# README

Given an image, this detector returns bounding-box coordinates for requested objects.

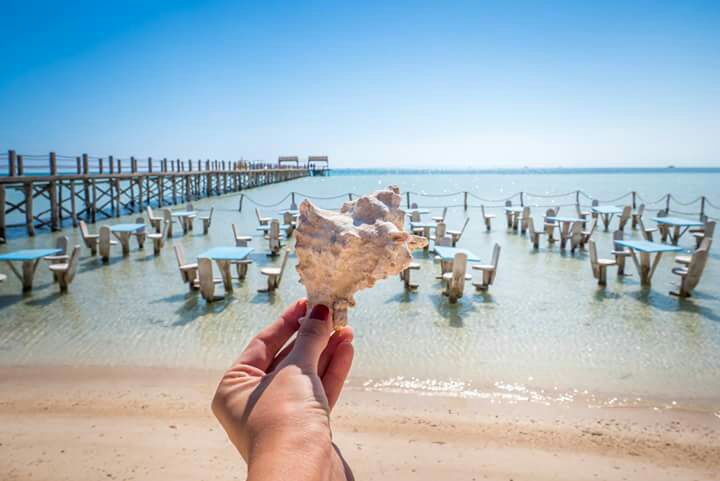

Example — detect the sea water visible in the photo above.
[0,169,719,411]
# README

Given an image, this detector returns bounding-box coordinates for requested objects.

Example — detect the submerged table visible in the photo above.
[197,247,254,300]
[592,205,623,231]
[614,240,682,286]
[434,246,481,278]
[0,248,62,291]
[651,216,704,245]
[171,211,197,235]
[110,224,146,255]
[546,216,585,250]
[256,224,293,233]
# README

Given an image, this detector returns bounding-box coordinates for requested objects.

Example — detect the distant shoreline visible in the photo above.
[332,167,720,175]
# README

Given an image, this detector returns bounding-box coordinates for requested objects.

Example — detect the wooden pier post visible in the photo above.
[406,192,411,208]
[17,155,24,176]
[348,193,353,201]
[49,152,60,231]
[665,194,671,214]
[82,154,91,221]
[575,190,580,207]
[8,150,16,177]
[91,179,97,223]
[76,156,81,174]
[24,182,35,236]
[238,194,244,212]
[0,183,6,242]
[130,156,136,209]
[700,196,706,220]
[137,173,144,211]
[519,192,524,207]
[109,155,114,174]
[69,180,77,226]
[631,191,636,209]
[114,178,121,217]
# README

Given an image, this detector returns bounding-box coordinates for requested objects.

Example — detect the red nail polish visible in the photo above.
[309,304,330,320]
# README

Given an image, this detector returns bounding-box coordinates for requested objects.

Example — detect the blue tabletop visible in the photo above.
[434,246,481,262]
[171,211,196,217]
[256,224,292,231]
[199,247,254,260]
[546,216,584,223]
[651,216,704,227]
[614,240,683,253]
[110,223,145,232]
[592,205,623,214]
[410,222,436,229]
[0,248,62,261]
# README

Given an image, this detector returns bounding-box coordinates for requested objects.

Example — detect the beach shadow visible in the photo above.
[171,293,236,326]
[472,290,496,304]
[593,288,623,301]
[0,293,24,310]
[135,253,161,262]
[150,292,196,305]
[558,249,587,260]
[429,293,477,328]
[78,256,124,272]
[627,289,720,323]
[251,292,279,305]
[25,291,65,306]
[384,290,417,304]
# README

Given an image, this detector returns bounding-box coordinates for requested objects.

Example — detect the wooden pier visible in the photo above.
[0,150,309,241]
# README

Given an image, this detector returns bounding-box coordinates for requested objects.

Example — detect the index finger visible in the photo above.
[234,298,307,372]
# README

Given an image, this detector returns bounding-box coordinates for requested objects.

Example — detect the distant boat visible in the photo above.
[667,165,676,169]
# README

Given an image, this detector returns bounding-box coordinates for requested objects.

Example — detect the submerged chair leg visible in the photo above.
[198,258,216,301]
[597,266,608,286]
[258,275,278,293]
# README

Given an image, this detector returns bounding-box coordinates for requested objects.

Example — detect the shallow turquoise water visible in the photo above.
[1,171,719,410]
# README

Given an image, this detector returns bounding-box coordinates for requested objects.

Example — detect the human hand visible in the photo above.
[212,299,355,481]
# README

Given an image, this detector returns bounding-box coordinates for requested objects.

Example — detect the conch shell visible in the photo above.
[295,186,427,327]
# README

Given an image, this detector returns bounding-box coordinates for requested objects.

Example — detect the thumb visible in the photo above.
[286,304,332,370]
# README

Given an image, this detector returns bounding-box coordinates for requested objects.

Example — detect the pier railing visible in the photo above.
[0,150,309,241]
[238,190,720,222]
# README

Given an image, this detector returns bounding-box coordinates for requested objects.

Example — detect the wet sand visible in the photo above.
[1,365,718,481]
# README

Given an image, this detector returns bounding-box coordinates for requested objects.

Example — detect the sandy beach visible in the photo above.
[1,365,718,481]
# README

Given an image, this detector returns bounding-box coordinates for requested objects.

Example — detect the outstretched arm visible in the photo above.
[212,299,355,481]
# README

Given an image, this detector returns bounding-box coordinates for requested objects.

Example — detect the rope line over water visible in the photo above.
[239,189,718,220]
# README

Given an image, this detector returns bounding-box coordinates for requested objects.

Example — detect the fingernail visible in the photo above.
[309,304,330,321]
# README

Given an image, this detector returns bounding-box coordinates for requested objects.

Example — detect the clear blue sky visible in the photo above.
[1,0,718,168]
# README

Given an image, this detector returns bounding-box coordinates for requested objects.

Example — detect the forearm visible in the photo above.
[247,431,349,481]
